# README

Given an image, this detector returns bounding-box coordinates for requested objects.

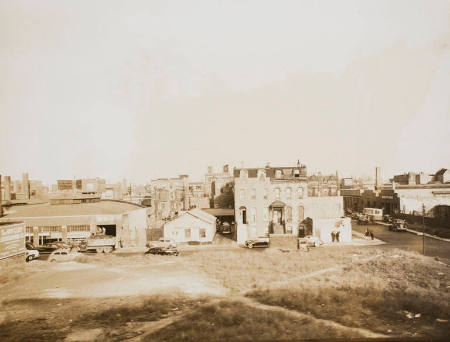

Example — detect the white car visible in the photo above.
[48,249,81,262]
[300,236,322,247]
[25,243,40,262]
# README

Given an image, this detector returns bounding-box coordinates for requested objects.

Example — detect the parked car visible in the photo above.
[25,243,40,262]
[221,222,232,234]
[245,236,270,249]
[351,213,360,220]
[145,246,179,256]
[299,235,322,247]
[358,215,370,225]
[383,215,393,223]
[48,249,81,262]
[389,219,407,232]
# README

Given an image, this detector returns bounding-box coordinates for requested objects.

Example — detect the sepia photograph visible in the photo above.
[0,0,449,341]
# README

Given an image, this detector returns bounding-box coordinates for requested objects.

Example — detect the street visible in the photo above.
[351,221,450,260]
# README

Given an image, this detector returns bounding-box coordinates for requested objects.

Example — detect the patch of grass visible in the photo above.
[186,246,383,292]
[145,299,362,341]
[75,295,198,328]
[0,295,206,342]
[246,253,450,338]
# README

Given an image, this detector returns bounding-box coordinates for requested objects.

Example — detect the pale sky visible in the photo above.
[1,0,449,185]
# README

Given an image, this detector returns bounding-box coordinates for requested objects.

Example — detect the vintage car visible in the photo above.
[145,246,179,256]
[383,215,393,223]
[389,219,407,232]
[48,249,81,262]
[299,235,322,247]
[245,237,270,249]
[221,222,232,234]
[357,215,371,225]
[351,213,360,220]
[25,243,40,262]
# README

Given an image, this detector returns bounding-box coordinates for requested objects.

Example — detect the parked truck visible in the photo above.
[86,235,117,253]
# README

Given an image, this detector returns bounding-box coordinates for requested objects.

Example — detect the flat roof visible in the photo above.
[1,200,144,218]
[202,208,235,217]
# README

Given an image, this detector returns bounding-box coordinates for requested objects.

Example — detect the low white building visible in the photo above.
[164,208,216,243]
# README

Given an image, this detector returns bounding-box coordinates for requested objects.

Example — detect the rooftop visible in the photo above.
[0,200,144,218]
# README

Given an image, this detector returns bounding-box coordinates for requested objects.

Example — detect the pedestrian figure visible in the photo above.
[365,229,370,237]
[331,231,336,242]
[370,231,374,240]
[336,231,340,242]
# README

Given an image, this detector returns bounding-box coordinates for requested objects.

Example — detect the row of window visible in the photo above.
[239,206,304,224]
[172,228,206,238]
[240,187,304,201]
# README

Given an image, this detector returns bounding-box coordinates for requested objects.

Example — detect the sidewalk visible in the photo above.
[376,222,450,243]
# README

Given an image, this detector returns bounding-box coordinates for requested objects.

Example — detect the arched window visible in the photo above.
[275,170,282,179]
[286,187,292,199]
[274,188,280,199]
[298,187,304,199]
[240,189,245,201]
[286,206,293,223]
[263,207,269,221]
[250,207,257,223]
[298,206,304,221]
[258,169,266,181]
[239,206,247,224]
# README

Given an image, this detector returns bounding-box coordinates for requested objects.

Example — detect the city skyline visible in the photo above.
[1,0,449,185]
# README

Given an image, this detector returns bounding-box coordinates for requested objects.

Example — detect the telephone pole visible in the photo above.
[422,203,425,255]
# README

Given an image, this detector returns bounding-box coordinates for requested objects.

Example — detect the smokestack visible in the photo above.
[4,176,11,201]
[375,167,382,190]
[23,173,30,200]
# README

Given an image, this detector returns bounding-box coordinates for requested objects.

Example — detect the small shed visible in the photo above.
[164,208,216,243]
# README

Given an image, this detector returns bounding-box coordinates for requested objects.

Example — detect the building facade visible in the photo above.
[233,163,345,244]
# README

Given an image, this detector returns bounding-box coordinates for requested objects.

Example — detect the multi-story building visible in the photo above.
[150,175,190,220]
[188,182,210,209]
[307,172,339,197]
[233,161,346,245]
[204,165,234,207]
[342,168,450,221]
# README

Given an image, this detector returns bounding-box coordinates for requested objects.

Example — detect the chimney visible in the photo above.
[23,173,30,200]
[297,160,300,168]
[375,166,382,190]
[4,176,11,201]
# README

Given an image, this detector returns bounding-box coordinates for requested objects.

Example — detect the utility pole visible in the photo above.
[422,203,426,255]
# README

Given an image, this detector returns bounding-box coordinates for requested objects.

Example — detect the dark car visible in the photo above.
[351,213,360,220]
[245,237,270,249]
[145,247,179,256]
[357,215,370,225]
[388,219,407,232]
[221,222,232,234]
[383,215,393,223]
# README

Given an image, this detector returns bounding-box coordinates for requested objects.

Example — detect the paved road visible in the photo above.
[352,221,450,260]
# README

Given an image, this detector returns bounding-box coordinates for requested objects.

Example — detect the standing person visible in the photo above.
[331,231,336,243]
[370,230,374,240]
[336,230,340,242]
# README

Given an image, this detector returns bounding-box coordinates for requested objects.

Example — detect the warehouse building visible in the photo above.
[0,200,151,248]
